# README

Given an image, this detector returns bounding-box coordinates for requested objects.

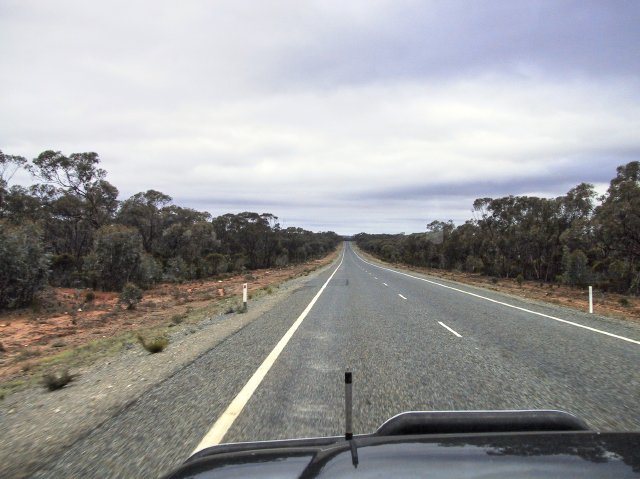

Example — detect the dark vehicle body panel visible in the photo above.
[164,411,640,478]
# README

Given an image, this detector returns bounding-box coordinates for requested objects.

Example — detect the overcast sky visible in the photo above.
[1,1,639,234]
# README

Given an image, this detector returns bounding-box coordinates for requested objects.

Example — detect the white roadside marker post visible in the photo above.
[242,283,248,312]
[588,286,593,314]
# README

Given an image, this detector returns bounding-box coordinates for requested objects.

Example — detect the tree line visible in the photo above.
[355,161,640,295]
[0,150,340,309]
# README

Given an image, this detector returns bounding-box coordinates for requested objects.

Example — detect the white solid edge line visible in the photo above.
[352,249,640,345]
[192,248,346,453]
[438,321,462,338]
[398,294,407,300]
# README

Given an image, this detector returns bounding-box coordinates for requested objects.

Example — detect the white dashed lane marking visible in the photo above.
[438,321,462,338]
[352,249,639,345]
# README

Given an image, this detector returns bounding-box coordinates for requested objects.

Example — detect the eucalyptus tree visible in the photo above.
[0,150,27,215]
[117,190,173,253]
[0,221,49,308]
[594,161,640,293]
[29,151,119,229]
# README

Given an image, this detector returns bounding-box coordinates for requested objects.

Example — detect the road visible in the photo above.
[31,242,640,478]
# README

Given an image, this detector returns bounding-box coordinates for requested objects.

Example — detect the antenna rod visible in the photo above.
[345,371,358,468]
[345,371,353,440]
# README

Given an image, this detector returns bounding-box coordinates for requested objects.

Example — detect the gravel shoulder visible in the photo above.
[0,255,339,479]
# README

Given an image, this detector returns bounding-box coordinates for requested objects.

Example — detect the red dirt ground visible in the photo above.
[0,252,338,382]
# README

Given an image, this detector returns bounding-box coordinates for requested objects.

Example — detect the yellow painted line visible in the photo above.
[192,249,346,453]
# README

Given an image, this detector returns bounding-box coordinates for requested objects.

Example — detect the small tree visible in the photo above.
[205,253,229,275]
[0,221,49,309]
[85,225,144,291]
[465,255,484,273]
[562,248,590,287]
[120,282,143,310]
[138,254,163,288]
[164,256,189,282]
[0,150,27,214]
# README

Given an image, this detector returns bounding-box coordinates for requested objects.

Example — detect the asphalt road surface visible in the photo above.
[32,242,640,478]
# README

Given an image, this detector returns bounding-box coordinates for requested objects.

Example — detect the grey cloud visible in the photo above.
[348,156,628,203]
[271,1,640,89]
[1,1,639,235]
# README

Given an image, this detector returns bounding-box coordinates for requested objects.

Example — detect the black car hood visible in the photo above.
[165,431,640,478]
[164,411,640,478]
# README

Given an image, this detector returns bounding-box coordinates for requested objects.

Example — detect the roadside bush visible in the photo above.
[516,274,524,287]
[0,221,50,309]
[465,255,484,273]
[231,253,248,272]
[562,248,590,287]
[120,282,143,310]
[164,257,189,282]
[137,334,168,353]
[42,369,73,391]
[606,260,633,293]
[85,225,144,291]
[49,253,78,287]
[274,253,288,267]
[84,290,95,302]
[205,253,229,275]
[138,254,163,288]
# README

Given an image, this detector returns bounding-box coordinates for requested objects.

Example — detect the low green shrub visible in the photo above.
[120,283,143,310]
[137,334,168,353]
[42,369,73,391]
